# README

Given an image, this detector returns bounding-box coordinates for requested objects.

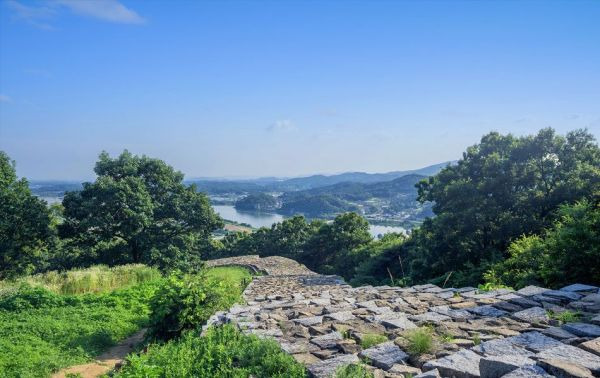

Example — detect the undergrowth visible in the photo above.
[116,325,306,378]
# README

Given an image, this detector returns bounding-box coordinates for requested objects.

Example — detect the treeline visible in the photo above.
[2,127,599,289]
[0,150,222,279]
[214,128,600,289]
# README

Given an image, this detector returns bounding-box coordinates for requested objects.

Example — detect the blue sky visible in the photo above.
[1,0,599,180]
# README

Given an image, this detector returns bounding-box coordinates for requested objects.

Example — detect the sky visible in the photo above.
[0,0,599,180]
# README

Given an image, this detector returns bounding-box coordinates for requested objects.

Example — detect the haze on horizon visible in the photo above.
[1,0,599,181]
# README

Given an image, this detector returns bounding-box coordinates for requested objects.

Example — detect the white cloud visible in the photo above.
[0,94,12,103]
[267,120,297,132]
[4,0,56,30]
[4,0,145,29]
[56,0,145,24]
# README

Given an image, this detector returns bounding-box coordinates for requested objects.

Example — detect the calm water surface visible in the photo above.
[212,205,405,237]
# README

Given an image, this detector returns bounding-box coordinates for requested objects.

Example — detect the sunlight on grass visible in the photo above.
[0,264,161,295]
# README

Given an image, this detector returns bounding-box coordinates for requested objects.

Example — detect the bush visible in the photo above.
[146,272,240,341]
[486,200,600,289]
[117,325,306,378]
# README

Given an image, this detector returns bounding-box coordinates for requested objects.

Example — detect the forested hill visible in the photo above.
[279,174,432,221]
[283,173,427,201]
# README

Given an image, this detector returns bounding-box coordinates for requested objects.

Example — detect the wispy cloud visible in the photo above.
[56,0,145,24]
[267,120,297,132]
[0,94,12,103]
[4,0,145,29]
[5,0,56,30]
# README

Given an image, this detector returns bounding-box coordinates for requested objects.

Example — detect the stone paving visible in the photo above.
[206,256,600,378]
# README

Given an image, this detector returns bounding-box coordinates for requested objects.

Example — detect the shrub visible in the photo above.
[359,333,388,349]
[117,325,306,378]
[404,327,434,355]
[146,272,240,341]
[335,364,373,378]
[486,200,600,289]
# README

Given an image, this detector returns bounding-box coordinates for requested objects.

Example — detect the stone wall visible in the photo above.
[206,256,600,378]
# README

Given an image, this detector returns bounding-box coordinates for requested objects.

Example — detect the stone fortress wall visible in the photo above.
[205,256,600,378]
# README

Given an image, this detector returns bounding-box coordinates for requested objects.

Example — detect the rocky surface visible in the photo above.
[207,256,600,378]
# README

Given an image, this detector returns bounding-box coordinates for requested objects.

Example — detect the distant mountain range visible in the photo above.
[187,161,453,194]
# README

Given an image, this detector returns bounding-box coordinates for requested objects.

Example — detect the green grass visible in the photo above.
[0,264,161,295]
[0,280,161,378]
[204,266,253,294]
[359,333,388,349]
[335,364,373,378]
[472,333,481,346]
[548,310,581,324]
[404,327,435,355]
[116,325,306,378]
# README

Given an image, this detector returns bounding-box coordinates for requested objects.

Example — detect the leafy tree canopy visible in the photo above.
[60,151,223,271]
[406,128,600,285]
[0,151,52,279]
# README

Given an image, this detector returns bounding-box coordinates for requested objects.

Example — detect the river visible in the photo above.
[212,205,405,238]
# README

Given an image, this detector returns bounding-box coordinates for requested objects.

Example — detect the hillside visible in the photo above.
[280,174,432,224]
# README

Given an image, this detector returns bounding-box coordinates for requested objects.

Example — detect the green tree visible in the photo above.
[302,212,372,274]
[60,151,223,271]
[0,151,52,279]
[486,200,600,288]
[408,128,600,285]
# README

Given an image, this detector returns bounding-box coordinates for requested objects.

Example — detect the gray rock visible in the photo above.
[560,284,598,293]
[510,307,549,324]
[544,290,582,302]
[536,343,600,374]
[579,337,600,357]
[248,328,283,338]
[592,315,600,326]
[389,364,422,376]
[501,365,553,377]
[413,284,437,291]
[479,355,536,378]
[414,369,442,377]
[323,311,356,322]
[410,312,452,323]
[310,298,331,306]
[537,359,594,378]
[562,322,600,337]
[516,286,549,297]
[467,305,508,318]
[279,341,319,354]
[307,353,360,378]
[380,316,418,330]
[472,338,535,357]
[507,331,562,352]
[422,349,482,378]
[508,296,541,308]
[431,305,473,320]
[294,315,324,326]
[541,326,577,340]
[359,341,409,370]
[310,331,343,349]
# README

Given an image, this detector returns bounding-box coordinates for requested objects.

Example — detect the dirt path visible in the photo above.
[52,329,146,378]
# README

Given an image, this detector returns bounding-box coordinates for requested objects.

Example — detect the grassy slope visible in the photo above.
[0,266,162,378]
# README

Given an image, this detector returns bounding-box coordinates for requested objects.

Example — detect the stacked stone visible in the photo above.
[207,257,600,378]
